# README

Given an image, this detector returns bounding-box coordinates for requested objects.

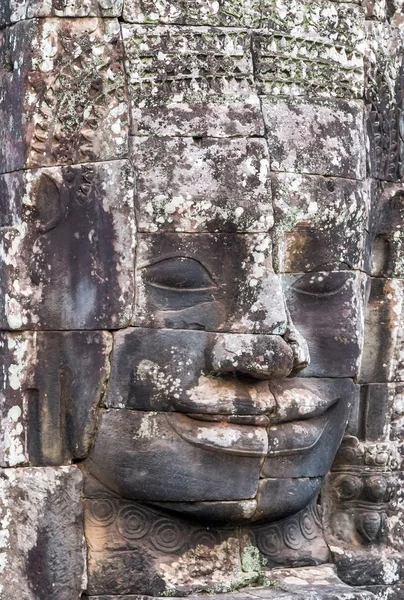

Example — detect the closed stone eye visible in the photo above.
[143,257,216,292]
[291,271,348,297]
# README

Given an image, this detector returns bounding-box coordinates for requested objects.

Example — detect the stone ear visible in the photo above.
[35,173,64,234]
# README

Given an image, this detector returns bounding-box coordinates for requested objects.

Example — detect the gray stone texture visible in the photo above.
[263,98,366,180]
[272,174,370,272]
[0,17,128,173]
[0,161,135,330]
[0,0,123,25]
[131,136,272,232]
[122,24,263,137]
[0,0,403,597]
[282,271,366,378]
[0,466,85,600]
[0,330,111,467]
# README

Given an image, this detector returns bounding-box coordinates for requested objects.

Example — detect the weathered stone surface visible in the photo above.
[369,183,404,278]
[0,0,123,25]
[0,330,111,467]
[122,0,365,41]
[282,271,366,378]
[131,136,272,232]
[0,18,128,173]
[262,396,351,478]
[270,378,358,424]
[104,328,306,415]
[83,489,247,596]
[0,466,85,600]
[134,233,288,333]
[0,161,135,329]
[123,0,262,26]
[361,585,404,600]
[122,25,263,137]
[360,279,404,383]
[266,565,377,599]
[365,22,404,182]
[272,174,370,272]
[246,501,329,568]
[263,98,366,179]
[86,409,265,503]
[359,384,395,441]
[253,1,365,100]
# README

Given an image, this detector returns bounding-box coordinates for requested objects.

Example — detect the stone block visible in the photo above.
[131,136,272,232]
[0,466,85,600]
[365,22,404,182]
[272,174,370,272]
[390,383,404,453]
[0,161,135,329]
[122,0,262,26]
[369,183,404,278]
[359,278,404,383]
[83,489,246,596]
[283,271,366,378]
[122,25,263,137]
[253,0,365,100]
[122,0,365,40]
[262,98,366,179]
[0,330,111,467]
[105,327,286,412]
[0,18,128,173]
[134,233,288,333]
[359,384,395,442]
[0,0,123,25]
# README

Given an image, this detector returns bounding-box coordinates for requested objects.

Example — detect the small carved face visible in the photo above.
[86,232,354,524]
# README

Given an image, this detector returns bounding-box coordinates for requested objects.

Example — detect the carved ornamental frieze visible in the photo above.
[0,1,403,600]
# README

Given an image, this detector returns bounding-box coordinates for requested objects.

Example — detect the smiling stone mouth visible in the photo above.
[185,413,271,426]
[168,403,337,458]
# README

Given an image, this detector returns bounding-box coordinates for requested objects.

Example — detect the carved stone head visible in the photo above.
[0,2,403,599]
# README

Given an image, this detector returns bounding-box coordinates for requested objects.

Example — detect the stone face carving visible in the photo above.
[1,1,404,599]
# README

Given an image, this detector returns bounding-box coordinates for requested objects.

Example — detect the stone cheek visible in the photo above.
[0,17,128,173]
[272,174,370,273]
[0,466,86,599]
[0,161,135,330]
[283,271,366,378]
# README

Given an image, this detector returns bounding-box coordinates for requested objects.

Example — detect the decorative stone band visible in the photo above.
[332,436,402,472]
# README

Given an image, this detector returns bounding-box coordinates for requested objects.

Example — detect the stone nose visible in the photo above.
[208,333,299,380]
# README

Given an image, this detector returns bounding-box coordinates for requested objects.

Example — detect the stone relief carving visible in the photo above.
[0,1,403,600]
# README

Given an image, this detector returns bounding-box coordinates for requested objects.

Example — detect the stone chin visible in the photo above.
[85,378,353,526]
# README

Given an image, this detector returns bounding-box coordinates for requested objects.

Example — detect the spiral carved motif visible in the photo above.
[191,529,222,548]
[310,502,322,528]
[150,519,187,554]
[117,505,151,540]
[89,499,116,526]
[256,525,282,558]
[284,520,303,550]
[300,508,317,540]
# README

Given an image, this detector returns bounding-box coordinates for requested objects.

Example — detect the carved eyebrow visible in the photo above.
[305,261,353,272]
